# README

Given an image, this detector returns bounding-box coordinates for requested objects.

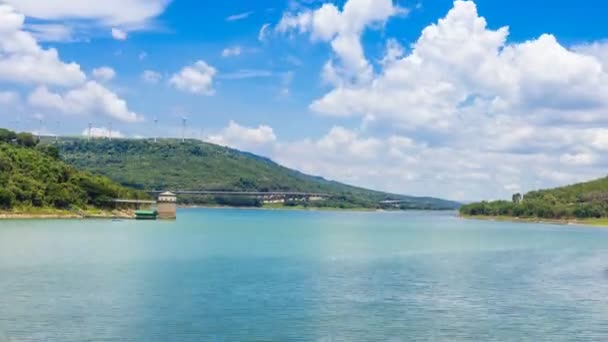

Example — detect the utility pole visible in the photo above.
[181,117,187,143]
[108,122,113,141]
[38,119,43,139]
[154,118,158,143]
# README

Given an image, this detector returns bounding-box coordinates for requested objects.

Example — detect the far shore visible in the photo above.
[178,204,379,212]
[460,214,608,228]
[179,204,455,213]
[0,204,442,219]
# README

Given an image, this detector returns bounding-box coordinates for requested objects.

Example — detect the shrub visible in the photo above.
[0,188,15,209]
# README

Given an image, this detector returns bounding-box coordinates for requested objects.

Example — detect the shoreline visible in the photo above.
[0,205,447,219]
[178,204,379,212]
[0,208,136,220]
[0,205,374,219]
[178,204,456,213]
[460,214,608,228]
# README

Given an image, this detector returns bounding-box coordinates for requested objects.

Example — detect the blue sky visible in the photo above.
[1,0,608,201]
[56,0,608,138]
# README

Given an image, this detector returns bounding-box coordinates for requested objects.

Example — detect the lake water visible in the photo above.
[1,209,608,341]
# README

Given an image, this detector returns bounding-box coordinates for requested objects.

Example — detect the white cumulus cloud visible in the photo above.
[207,121,277,151]
[170,61,217,95]
[0,4,86,86]
[111,28,127,40]
[26,23,73,42]
[0,5,146,138]
[92,66,116,82]
[28,81,142,123]
[261,0,608,200]
[82,126,125,139]
[4,0,170,27]
[297,0,608,132]
[572,40,608,71]
[277,0,402,84]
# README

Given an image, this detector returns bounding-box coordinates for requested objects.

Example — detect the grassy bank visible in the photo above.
[0,206,136,220]
[460,214,608,227]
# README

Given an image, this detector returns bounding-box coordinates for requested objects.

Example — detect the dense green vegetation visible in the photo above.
[460,177,608,219]
[0,129,147,212]
[49,137,460,210]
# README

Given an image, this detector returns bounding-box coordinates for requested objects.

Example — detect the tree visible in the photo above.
[47,183,85,208]
[0,154,12,174]
[16,132,38,147]
[512,193,522,203]
[36,144,60,159]
[0,128,16,143]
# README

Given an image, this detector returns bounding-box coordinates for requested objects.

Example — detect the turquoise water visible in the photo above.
[1,209,608,341]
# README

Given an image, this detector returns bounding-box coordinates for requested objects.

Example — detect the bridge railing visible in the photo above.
[111,199,157,204]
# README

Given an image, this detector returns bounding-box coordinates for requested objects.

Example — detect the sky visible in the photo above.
[1,0,608,202]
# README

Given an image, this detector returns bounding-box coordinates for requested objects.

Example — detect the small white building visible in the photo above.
[157,191,177,219]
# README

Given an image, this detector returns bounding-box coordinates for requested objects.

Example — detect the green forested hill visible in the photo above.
[460,177,608,219]
[0,129,147,211]
[50,138,460,210]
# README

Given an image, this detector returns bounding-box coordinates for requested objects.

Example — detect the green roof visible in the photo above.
[135,210,158,216]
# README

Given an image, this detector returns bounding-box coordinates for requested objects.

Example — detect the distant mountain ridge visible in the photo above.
[49,138,460,210]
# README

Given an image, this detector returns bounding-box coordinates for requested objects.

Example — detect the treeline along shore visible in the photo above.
[460,176,608,225]
[0,128,148,218]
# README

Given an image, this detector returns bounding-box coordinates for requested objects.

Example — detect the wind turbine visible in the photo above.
[55,121,60,143]
[38,119,43,139]
[181,116,188,143]
[154,117,158,143]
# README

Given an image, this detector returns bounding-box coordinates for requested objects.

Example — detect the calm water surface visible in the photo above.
[1,209,608,341]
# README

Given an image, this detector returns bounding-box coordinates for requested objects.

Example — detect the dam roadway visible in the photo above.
[113,191,332,219]
[145,190,331,197]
